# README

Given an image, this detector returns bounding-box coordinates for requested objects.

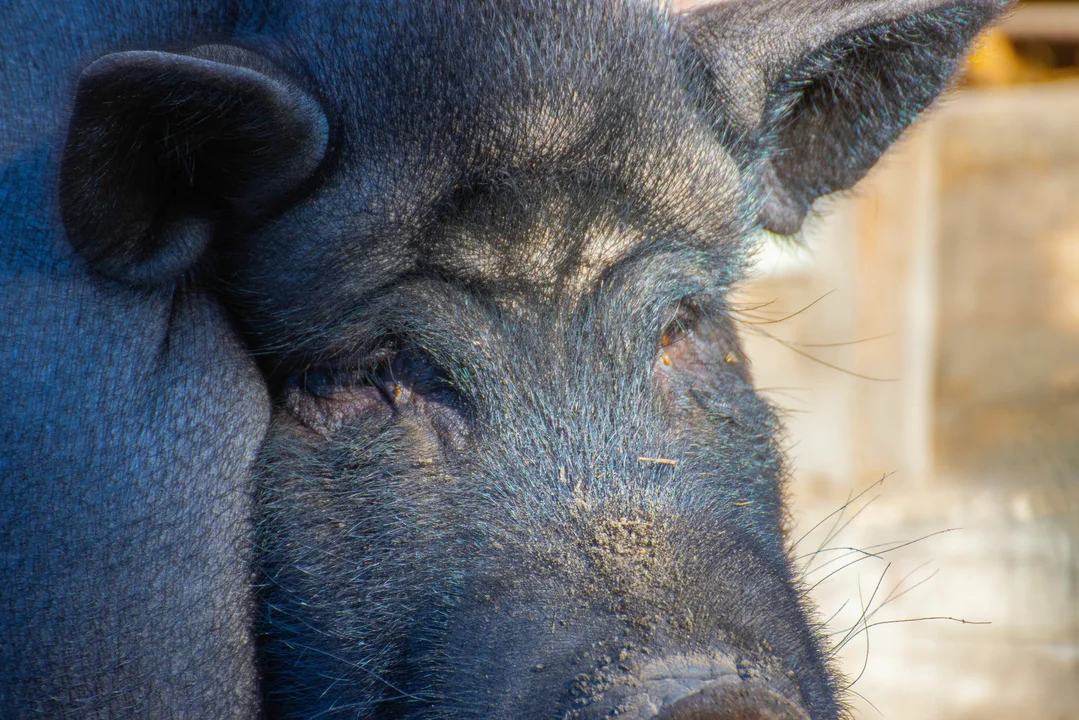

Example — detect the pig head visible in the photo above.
[1,1,1007,718]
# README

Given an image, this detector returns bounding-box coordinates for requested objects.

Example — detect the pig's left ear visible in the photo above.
[60,45,328,285]
[680,0,1010,235]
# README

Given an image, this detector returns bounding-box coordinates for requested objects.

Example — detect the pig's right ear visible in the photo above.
[680,0,1009,236]
[60,46,328,285]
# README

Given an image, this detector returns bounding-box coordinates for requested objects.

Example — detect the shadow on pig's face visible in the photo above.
[205,1,1006,718]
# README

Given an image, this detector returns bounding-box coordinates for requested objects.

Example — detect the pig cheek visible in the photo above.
[421,401,471,454]
[654,332,750,411]
[384,396,471,460]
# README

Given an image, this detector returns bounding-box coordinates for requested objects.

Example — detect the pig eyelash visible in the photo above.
[660,297,703,349]
[290,344,400,402]
[286,338,464,415]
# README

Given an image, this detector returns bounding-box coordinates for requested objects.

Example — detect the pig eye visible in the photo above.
[294,349,401,405]
[283,341,466,437]
[660,298,702,349]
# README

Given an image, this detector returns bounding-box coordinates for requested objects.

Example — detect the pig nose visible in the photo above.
[653,683,810,720]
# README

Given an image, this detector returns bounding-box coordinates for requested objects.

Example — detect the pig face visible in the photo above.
[246,7,812,716]
[56,1,1007,717]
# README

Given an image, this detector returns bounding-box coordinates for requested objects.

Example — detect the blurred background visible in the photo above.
[721,2,1079,717]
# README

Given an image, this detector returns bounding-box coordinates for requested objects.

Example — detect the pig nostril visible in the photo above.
[653,684,810,720]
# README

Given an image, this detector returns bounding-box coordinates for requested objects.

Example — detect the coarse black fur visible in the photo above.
[0,0,1008,718]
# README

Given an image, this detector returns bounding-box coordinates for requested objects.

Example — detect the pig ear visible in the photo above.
[680,0,1008,235]
[60,45,329,285]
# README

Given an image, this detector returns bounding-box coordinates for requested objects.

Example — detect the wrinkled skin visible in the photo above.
[0,1,1006,718]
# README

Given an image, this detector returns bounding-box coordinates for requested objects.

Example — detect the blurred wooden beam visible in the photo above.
[1003,4,1079,42]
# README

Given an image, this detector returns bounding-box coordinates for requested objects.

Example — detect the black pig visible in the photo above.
[0,1,1006,718]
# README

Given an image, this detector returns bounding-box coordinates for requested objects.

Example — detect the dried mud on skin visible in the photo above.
[519,488,700,716]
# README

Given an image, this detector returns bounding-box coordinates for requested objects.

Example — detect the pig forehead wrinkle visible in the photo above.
[429,187,743,301]
[435,214,639,297]
[353,129,747,305]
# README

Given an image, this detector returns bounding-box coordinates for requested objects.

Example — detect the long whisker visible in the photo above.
[837,616,990,653]
[792,474,890,553]
[803,529,957,579]
[780,333,892,349]
[737,289,837,325]
[751,328,897,382]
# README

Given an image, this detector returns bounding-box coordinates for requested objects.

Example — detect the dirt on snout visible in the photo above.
[558,500,698,714]
[585,513,676,605]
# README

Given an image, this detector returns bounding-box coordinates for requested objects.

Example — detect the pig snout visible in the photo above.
[654,683,809,720]
[565,653,810,720]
